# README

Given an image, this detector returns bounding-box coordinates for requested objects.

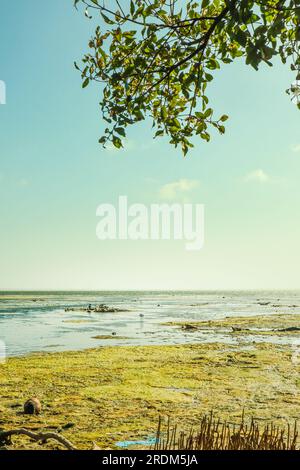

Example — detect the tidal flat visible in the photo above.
[0,323,299,450]
[166,313,300,338]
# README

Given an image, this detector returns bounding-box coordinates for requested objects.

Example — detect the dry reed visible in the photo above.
[153,412,298,450]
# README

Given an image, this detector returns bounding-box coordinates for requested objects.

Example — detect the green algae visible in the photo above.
[166,314,300,337]
[0,340,299,450]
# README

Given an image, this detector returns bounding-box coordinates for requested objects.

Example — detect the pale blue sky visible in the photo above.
[0,0,300,290]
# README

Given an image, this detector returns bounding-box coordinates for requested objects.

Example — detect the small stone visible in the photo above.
[62,422,75,430]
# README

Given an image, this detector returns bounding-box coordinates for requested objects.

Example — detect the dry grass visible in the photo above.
[154,413,299,450]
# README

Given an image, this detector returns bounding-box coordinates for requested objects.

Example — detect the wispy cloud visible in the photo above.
[159,178,199,201]
[291,144,300,153]
[244,169,270,183]
[19,178,30,187]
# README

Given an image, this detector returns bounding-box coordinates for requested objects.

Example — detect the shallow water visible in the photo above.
[1,290,300,356]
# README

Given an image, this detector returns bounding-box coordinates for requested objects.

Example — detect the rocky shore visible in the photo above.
[64,304,129,313]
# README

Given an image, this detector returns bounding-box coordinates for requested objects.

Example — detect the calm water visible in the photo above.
[1,290,300,356]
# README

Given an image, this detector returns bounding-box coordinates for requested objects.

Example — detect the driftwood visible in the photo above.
[0,428,77,450]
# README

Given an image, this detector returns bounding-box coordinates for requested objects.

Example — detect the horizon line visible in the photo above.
[1,288,300,293]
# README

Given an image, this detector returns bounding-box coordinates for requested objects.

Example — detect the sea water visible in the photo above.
[0,290,300,356]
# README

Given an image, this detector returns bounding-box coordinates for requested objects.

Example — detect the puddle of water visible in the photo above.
[116,437,157,448]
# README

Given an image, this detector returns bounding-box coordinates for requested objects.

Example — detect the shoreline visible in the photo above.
[2,291,300,357]
[3,311,300,359]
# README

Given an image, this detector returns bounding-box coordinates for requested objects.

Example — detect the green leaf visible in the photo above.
[112,135,123,148]
[82,77,89,88]
[101,12,114,24]
[130,0,135,15]
[161,106,168,120]
[235,29,248,47]
[115,127,126,137]
[74,0,299,155]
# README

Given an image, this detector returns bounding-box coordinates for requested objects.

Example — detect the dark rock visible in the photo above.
[182,324,198,331]
[24,398,41,415]
[277,327,300,332]
[65,304,128,313]
[62,422,75,430]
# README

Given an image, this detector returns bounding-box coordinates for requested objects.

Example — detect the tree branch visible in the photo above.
[143,3,233,96]
[0,428,77,450]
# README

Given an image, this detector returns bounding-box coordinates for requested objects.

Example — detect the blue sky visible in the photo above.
[0,0,300,290]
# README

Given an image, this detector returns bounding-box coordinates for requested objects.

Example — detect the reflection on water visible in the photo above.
[0,290,300,356]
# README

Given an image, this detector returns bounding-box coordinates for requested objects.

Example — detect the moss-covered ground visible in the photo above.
[166,313,300,336]
[0,325,299,449]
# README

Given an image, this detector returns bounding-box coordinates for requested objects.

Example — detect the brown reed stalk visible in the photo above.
[153,413,298,451]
